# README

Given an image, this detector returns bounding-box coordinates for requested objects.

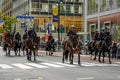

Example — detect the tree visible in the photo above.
[2,16,17,31]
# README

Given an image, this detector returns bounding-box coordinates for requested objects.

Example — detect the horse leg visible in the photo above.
[90,51,93,60]
[29,50,32,61]
[102,51,105,63]
[19,47,21,56]
[78,51,81,65]
[108,51,111,64]
[27,49,29,60]
[6,47,8,56]
[69,52,71,62]
[62,51,65,63]
[93,49,98,60]
[33,51,36,61]
[70,53,73,64]
[98,51,102,63]
[8,49,10,56]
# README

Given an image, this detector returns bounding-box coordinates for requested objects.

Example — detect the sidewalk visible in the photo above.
[38,50,120,63]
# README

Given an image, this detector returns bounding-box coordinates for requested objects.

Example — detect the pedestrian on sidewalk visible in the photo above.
[84,41,88,55]
[112,42,117,58]
[117,41,120,59]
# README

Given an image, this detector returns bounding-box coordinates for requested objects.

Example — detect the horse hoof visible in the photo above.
[109,61,112,64]
[102,60,105,63]
[70,61,73,64]
[93,58,96,60]
[99,60,101,63]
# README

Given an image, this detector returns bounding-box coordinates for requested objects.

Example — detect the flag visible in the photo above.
[0,20,4,28]
[46,27,50,41]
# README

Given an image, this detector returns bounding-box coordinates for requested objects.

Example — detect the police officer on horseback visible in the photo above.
[67,25,78,47]
[28,27,37,39]
[23,31,28,41]
[27,27,37,45]
[5,30,13,41]
[15,31,21,42]
[99,27,107,41]
[94,29,99,41]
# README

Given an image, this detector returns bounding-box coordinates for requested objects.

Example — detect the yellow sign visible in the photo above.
[53,8,58,16]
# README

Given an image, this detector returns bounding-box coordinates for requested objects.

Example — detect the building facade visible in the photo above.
[87,0,120,40]
[2,0,12,16]
[12,0,84,37]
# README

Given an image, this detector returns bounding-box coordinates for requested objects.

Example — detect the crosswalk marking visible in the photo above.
[41,63,64,67]
[0,64,13,69]
[53,62,76,67]
[12,63,33,69]
[0,62,120,70]
[25,63,49,68]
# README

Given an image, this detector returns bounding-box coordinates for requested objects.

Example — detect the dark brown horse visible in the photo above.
[4,37,14,56]
[26,37,40,61]
[21,40,27,55]
[62,35,82,65]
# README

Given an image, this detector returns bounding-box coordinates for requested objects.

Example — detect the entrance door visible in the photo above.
[90,24,96,40]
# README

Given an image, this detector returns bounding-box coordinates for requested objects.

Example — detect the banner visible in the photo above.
[53,16,58,22]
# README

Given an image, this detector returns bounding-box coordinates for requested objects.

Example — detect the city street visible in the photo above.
[0,47,120,80]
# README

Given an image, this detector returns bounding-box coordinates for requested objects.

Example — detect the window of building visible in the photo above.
[74,6,79,13]
[66,5,71,13]
[49,4,52,13]
[60,4,65,13]
[32,2,39,8]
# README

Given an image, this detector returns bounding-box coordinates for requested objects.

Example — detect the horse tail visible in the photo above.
[65,49,69,61]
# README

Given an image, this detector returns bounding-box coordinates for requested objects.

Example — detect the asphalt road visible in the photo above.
[0,47,120,80]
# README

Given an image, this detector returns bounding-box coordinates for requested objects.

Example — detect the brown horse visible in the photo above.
[26,37,40,61]
[62,35,82,65]
[4,37,14,56]
[21,40,28,55]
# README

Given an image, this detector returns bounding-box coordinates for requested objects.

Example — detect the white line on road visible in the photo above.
[41,63,65,67]
[12,63,33,69]
[0,64,13,69]
[76,77,94,80]
[53,62,76,67]
[26,63,49,68]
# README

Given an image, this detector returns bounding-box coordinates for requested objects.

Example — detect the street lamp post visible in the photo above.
[58,0,61,46]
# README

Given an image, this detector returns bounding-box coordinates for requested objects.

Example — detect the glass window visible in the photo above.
[74,6,79,13]
[49,4,52,13]
[60,5,65,13]
[32,2,39,8]
[66,5,71,13]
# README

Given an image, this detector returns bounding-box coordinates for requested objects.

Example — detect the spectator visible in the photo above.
[84,41,88,55]
[112,42,117,58]
[117,41,120,59]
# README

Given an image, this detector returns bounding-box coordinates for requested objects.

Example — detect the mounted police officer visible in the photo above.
[94,29,99,41]
[67,25,78,46]
[28,27,34,39]
[23,31,28,41]
[99,27,106,41]
[15,31,21,42]
[5,30,12,40]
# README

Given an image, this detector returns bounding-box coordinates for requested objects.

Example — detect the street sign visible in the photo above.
[53,7,58,16]
[21,23,25,28]
[53,16,58,22]
[16,15,34,22]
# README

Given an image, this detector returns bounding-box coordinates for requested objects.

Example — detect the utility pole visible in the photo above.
[97,0,100,32]
[58,0,60,45]
[84,0,88,42]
